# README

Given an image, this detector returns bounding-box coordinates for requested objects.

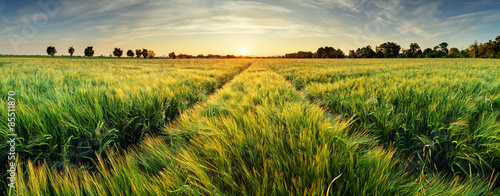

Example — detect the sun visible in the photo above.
[240,48,248,56]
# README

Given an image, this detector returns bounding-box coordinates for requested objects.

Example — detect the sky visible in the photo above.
[1,0,499,57]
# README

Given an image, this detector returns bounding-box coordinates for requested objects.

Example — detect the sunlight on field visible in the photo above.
[1,58,499,195]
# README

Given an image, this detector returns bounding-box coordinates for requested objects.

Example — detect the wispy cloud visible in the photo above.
[291,0,362,12]
[0,0,499,55]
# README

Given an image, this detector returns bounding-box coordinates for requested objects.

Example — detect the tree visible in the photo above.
[494,35,500,55]
[316,47,326,58]
[314,46,344,58]
[142,49,148,58]
[126,50,134,58]
[197,54,205,58]
[449,48,459,58]
[333,49,345,58]
[46,46,57,56]
[169,52,176,59]
[349,50,356,58]
[460,49,470,58]
[468,41,479,58]
[135,49,142,59]
[376,42,401,58]
[285,51,313,58]
[147,50,155,59]
[408,43,421,58]
[355,45,375,58]
[113,48,123,58]
[423,48,435,58]
[68,46,75,57]
[438,42,449,55]
[477,41,495,58]
[84,46,94,57]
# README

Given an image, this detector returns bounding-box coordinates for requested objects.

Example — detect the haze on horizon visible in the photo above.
[1,0,499,57]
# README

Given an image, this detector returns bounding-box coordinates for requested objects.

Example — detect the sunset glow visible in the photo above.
[240,48,248,56]
[0,0,499,56]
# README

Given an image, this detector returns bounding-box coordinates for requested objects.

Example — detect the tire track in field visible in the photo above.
[175,61,255,114]
[134,61,256,143]
[90,61,256,169]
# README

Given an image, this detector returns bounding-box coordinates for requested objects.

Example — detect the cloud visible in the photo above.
[291,0,363,12]
[59,0,144,19]
[53,0,330,40]
[1,0,499,55]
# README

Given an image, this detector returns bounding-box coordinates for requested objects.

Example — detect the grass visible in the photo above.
[2,58,500,195]
[0,58,253,191]
[272,58,500,178]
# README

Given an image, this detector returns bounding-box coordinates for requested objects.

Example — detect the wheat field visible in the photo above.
[1,57,499,195]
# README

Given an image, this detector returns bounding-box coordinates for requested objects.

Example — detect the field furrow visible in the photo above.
[0,58,253,192]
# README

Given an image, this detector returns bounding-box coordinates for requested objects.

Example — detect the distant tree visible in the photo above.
[333,49,345,58]
[147,50,155,59]
[460,49,470,58]
[355,45,375,58]
[316,47,326,58]
[142,49,148,58]
[177,53,191,59]
[68,46,75,57]
[46,46,57,56]
[286,51,313,58]
[349,50,356,58]
[135,49,142,58]
[399,49,409,58]
[376,42,400,58]
[375,49,384,58]
[169,52,176,59]
[197,54,205,58]
[494,35,500,55]
[126,50,134,58]
[468,41,479,58]
[84,46,94,57]
[408,43,421,58]
[478,41,496,58]
[438,42,449,55]
[449,47,460,58]
[113,48,123,58]
[423,48,435,58]
[314,46,344,58]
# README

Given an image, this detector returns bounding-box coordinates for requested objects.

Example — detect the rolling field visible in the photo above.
[1,58,500,195]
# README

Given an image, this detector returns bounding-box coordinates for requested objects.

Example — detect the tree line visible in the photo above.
[285,35,500,59]
[46,46,156,59]
[44,46,251,59]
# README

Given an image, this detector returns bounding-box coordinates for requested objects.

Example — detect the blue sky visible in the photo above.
[1,0,499,56]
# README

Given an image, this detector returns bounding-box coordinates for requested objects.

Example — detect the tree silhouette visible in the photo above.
[113,48,123,58]
[84,46,94,57]
[142,49,148,58]
[135,49,142,58]
[46,46,57,56]
[169,52,176,59]
[147,50,155,59]
[438,42,449,54]
[127,50,134,58]
[68,46,75,57]
[376,42,401,58]
[449,48,460,58]
[408,43,421,58]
